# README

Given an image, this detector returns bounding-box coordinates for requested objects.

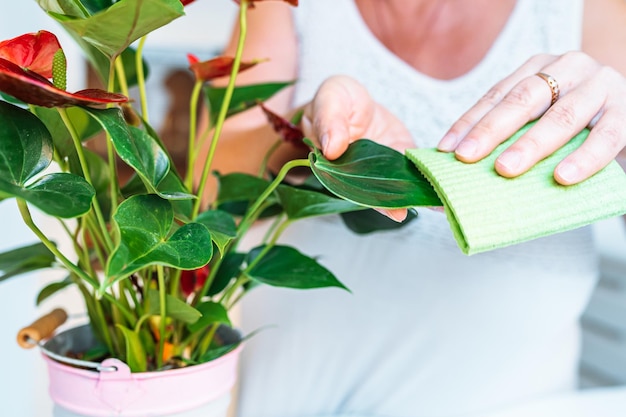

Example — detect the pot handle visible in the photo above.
[16,308,68,349]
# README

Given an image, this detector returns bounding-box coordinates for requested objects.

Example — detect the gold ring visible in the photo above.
[536,72,560,105]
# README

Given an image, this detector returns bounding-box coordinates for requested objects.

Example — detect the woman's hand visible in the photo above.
[438,52,626,185]
[301,75,415,221]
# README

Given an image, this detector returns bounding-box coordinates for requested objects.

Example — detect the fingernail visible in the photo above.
[556,162,581,184]
[320,133,329,154]
[455,139,478,160]
[496,149,522,173]
[438,133,458,152]
[388,210,407,223]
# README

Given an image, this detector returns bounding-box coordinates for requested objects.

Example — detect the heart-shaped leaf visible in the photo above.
[17,173,95,218]
[0,101,53,183]
[41,0,185,59]
[104,194,213,289]
[309,139,442,208]
[205,81,293,127]
[146,289,202,324]
[247,245,348,290]
[0,102,94,217]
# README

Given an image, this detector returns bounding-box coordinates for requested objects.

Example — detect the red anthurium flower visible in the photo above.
[0,58,128,107]
[259,102,307,149]
[180,0,196,5]
[187,55,262,82]
[180,265,210,297]
[0,31,128,108]
[0,31,60,78]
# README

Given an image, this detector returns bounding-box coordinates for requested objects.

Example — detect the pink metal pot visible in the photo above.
[19,310,242,417]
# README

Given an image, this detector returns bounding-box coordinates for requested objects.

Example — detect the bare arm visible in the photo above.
[583,0,626,75]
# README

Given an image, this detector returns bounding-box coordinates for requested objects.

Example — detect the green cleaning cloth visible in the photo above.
[406,123,626,255]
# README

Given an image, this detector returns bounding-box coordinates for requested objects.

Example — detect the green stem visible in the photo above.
[16,199,135,324]
[196,323,219,359]
[106,59,120,216]
[114,55,130,97]
[184,81,203,190]
[157,265,166,369]
[136,36,149,120]
[193,0,249,218]
[57,108,113,252]
[258,139,283,177]
[237,159,310,239]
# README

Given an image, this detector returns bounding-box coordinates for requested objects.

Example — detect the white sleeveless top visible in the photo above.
[236,1,598,417]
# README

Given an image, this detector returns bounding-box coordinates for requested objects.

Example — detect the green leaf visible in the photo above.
[275,185,365,220]
[309,139,442,208]
[17,173,95,218]
[0,242,56,284]
[215,173,272,205]
[209,252,245,296]
[205,82,293,127]
[43,0,185,59]
[36,277,73,306]
[0,101,53,185]
[340,208,418,234]
[195,210,237,255]
[116,324,147,372]
[247,245,348,290]
[187,301,231,334]
[104,195,213,288]
[83,108,170,191]
[146,289,202,324]
[198,342,239,364]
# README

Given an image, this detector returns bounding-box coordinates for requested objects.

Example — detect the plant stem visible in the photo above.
[106,59,120,216]
[193,0,249,218]
[57,108,114,252]
[196,323,219,359]
[114,55,130,97]
[184,81,203,190]
[258,139,283,177]
[237,159,310,239]
[135,36,149,120]
[157,265,166,369]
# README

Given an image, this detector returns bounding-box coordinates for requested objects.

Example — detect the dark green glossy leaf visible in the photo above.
[195,210,237,255]
[275,185,365,220]
[36,276,73,305]
[247,245,348,290]
[215,172,272,205]
[42,0,184,58]
[18,173,95,218]
[83,108,170,191]
[104,195,213,288]
[116,324,147,372]
[205,81,293,127]
[0,242,56,284]
[309,139,442,208]
[209,252,245,296]
[0,101,53,185]
[187,301,231,334]
[146,289,202,324]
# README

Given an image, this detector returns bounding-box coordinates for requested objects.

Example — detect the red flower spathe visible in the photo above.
[187,54,261,82]
[0,31,128,108]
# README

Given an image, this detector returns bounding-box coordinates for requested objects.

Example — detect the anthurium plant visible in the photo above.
[0,0,439,372]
